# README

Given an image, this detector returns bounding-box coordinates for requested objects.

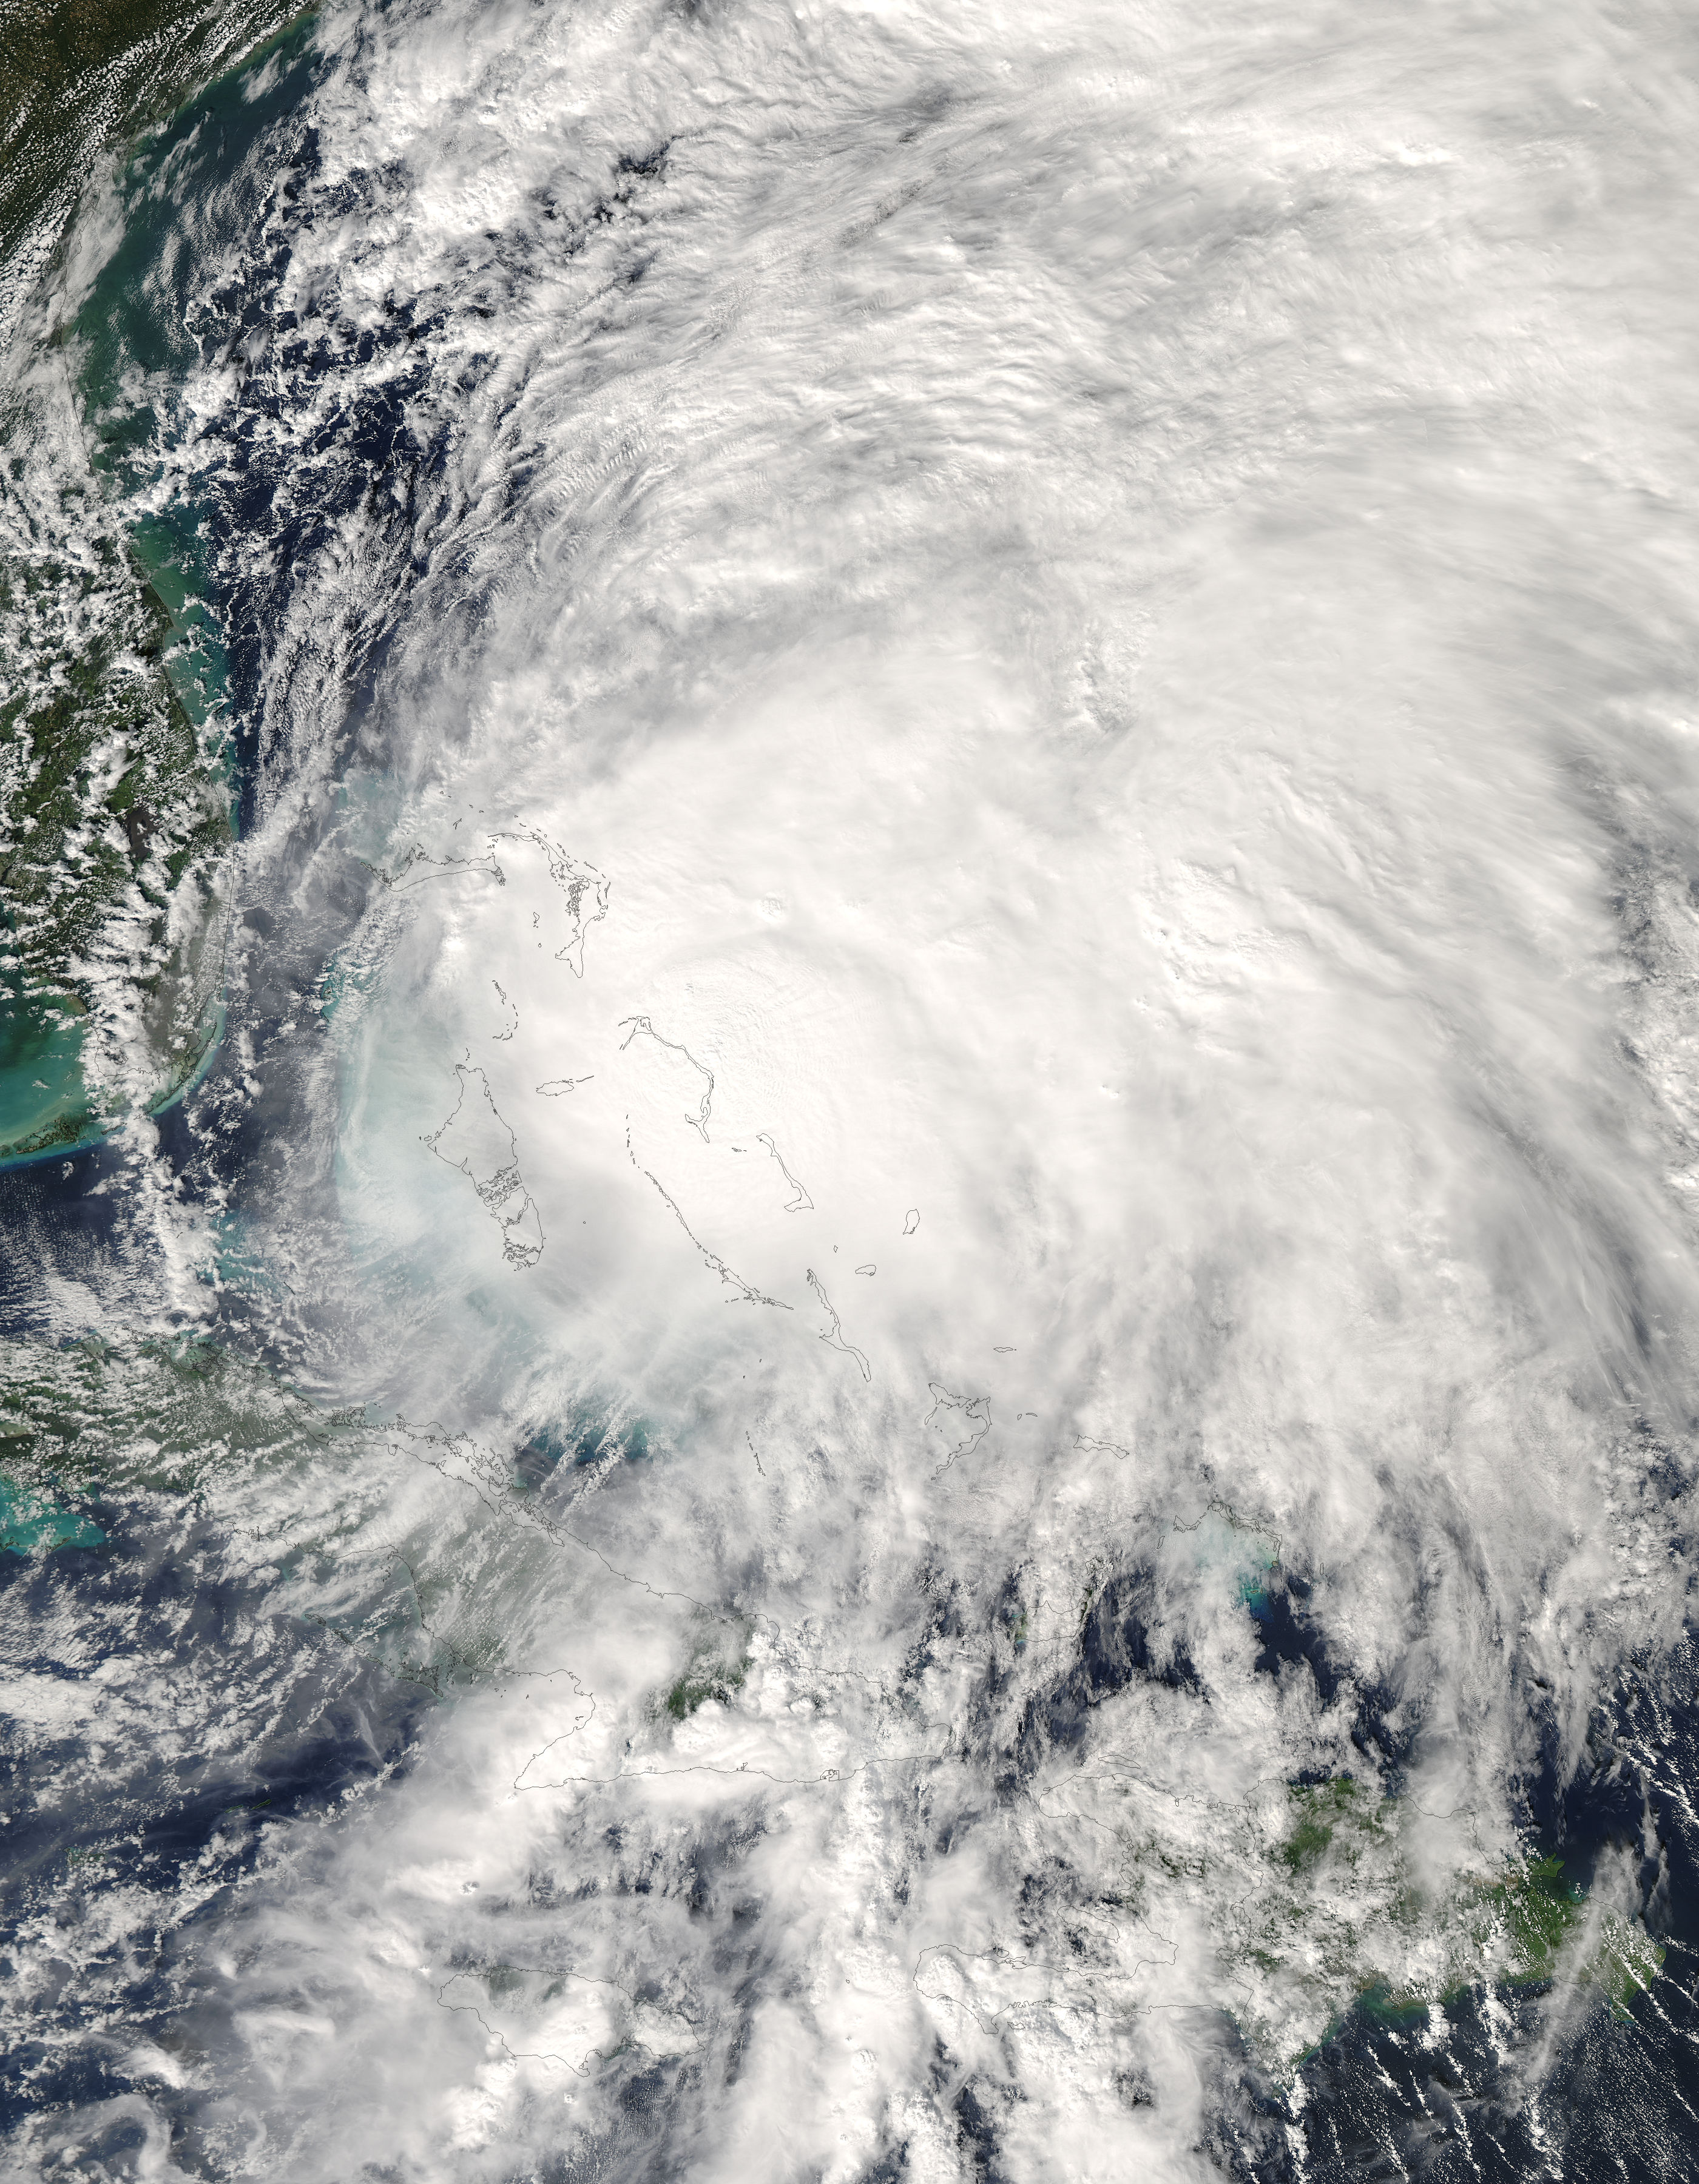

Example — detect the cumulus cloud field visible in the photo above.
[5,0,1699,2176]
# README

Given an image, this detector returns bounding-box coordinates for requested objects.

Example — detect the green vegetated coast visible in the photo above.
[5,1353,1670,2078]
[0,0,295,280]
[1078,1514,1668,2066]
[1255,1770,1664,2060]
[0,502,229,1162]
[0,1334,530,1698]
[0,0,299,1164]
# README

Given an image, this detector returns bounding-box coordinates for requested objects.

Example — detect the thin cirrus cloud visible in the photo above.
[5,0,1698,2173]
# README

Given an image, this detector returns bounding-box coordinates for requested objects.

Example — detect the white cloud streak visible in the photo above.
[14,0,1699,2171]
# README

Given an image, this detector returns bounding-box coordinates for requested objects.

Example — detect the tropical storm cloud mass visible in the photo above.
[3,0,1699,2176]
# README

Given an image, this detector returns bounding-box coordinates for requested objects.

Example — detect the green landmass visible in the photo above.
[1246,1774,1666,2063]
[0,527,231,1159]
[1,0,303,1164]
[0,0,298,280]
[1478,1852,1584,1983]
[0,1333,558,1702]
[0,1329,336,1498]
[663,1633,751,1723]
[1277,1774,1377,1876]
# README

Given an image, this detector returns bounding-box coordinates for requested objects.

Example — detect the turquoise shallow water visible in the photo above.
[7,0,1699,2174]
[0,980,226,1171]
[0,24,315,1171]
[0,976,101,1167]
[0,1469,105,1555]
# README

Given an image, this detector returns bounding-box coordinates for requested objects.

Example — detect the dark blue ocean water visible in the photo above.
[7,8,1699,2178]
